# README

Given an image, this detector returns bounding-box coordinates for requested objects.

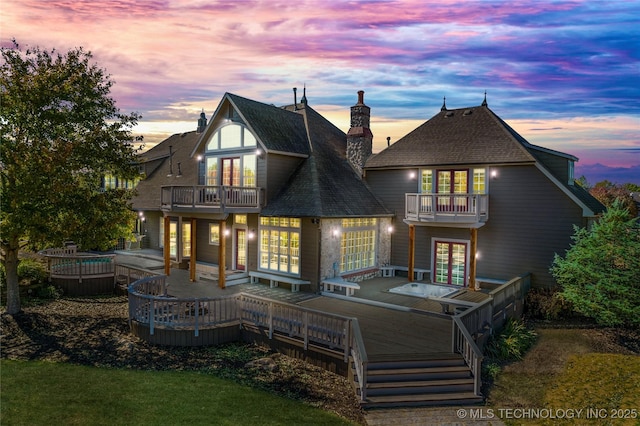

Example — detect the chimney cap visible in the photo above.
[357,90,365,105]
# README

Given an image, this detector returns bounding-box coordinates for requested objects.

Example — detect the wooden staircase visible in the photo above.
[356,354,483,408]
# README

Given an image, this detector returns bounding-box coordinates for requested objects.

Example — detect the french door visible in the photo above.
[221,158,240,186]
[436,170,469,212]
[434,241,467,286]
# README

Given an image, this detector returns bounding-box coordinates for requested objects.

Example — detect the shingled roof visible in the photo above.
[132,131,200,210]
[365,105,536,169]
[261,105,390,217]
[225,93,310,156]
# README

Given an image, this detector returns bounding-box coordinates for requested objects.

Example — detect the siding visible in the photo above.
[476,165,581,288]
[366,165,584,289]
[196,218,219,264]
[300,217,320,292]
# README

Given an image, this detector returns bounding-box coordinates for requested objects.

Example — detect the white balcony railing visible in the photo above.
[405,193,488,224]
[161,185,262,211]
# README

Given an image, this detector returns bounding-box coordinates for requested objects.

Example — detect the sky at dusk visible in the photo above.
[3,0,639,183]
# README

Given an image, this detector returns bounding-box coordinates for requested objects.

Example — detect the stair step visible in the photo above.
[367,377,474,389]
[367,358,467,370]
[366,365,472,382]
[363,391,483,408]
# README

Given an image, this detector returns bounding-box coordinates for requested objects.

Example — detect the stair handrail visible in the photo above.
[349,318,368,402]
[452,315,483,396]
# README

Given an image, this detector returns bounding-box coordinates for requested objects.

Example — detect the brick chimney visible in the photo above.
[347,90,373,176]
[196,110,207,133]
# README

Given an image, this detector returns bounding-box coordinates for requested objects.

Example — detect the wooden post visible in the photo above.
[408,224,415,282]
[163,216,171,276]
[218,221,226,289]
[189,218,197,282]
[469,227,478,290]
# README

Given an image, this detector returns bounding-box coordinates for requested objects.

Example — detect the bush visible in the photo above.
[35,285,62,300]
[17,259,47,285]
[0,263,5,287]
[485,319,537,361]
[525,288,573,320]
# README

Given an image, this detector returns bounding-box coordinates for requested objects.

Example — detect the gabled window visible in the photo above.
[206,123,257,151]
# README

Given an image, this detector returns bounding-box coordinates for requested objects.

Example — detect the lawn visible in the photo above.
[486,327,640,425]
[1,359,356,426]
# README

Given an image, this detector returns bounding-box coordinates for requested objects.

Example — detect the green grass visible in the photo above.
[487,328,640,425]
[0,360,355,426]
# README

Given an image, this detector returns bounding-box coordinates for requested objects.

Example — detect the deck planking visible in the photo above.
[299,297,452,360]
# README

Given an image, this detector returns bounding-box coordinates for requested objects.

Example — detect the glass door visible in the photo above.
[434,241,467,286]
[235,229,246,271]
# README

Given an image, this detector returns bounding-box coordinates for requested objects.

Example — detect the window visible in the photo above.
[243,154,256,187]
[421,170,433,193]
[259,217,300,275]
[206,158,218,186]
[209,223,220,245]
[234,214,247,225]
[159,218,164,248]
[568,161,574,185]
[182,222,191,257]
[472,168,486,194]
[339,218,377,273]
[206,123,257,151]
[104,174,117,190]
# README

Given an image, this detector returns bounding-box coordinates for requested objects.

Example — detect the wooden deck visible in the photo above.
[299,296,452,360]
[116,251,492,360]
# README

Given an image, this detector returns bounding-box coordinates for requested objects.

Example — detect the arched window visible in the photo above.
[206,123,257,151]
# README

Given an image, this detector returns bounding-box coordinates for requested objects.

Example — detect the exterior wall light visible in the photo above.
[332,228,341,238]
[387,225,394,233]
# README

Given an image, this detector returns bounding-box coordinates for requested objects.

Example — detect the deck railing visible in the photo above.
[128,281,353,359]
[406,193,488,223]
[161,185,262,211]
[349,318,368,402]
[451,273,531,396]
[47,254,116,282]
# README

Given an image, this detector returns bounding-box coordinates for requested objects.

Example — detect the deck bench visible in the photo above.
[196,263,218,281]
[249,271,310,293]
[380,265,431,281]
[321,277,360,296]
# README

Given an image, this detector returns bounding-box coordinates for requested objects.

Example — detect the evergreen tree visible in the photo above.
[551,200,640,327]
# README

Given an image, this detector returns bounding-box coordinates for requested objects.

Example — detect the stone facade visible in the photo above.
[346,91,373,176]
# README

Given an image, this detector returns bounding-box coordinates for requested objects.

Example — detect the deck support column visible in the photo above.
[163,216,171,276]
[189,218,197,282]
[218,221,226,289]
[408,224,415,282]
[469,227,478,291]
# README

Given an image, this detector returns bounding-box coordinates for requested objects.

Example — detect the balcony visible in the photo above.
[161,185,262,213]
[405,193,488,226]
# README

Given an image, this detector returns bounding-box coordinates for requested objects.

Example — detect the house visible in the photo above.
[135,90,393,290]
[363,95,605,289]
[131,90,604,291]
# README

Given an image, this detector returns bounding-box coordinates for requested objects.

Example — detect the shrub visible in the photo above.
[525,288,573,320]
[485,319,537,361]
[36,285,62,300]
[17,259,47,285]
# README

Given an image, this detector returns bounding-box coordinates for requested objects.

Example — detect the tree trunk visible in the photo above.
[3,242,21,314]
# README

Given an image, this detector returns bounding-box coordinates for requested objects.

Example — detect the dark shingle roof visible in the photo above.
[365,105,535,168]
[226,93,310,155]
[261,106,390,217]
[568,184,607,215]
[132,131,200,211]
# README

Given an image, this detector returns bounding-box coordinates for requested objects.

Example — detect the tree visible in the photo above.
[550,200,640,327]
[1,40,141,314]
